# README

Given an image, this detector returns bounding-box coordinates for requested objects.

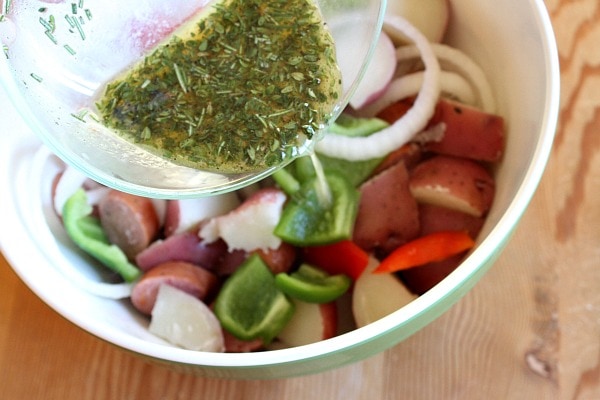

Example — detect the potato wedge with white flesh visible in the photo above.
[149,284,225,352]
[200,188,286,252]
[164,193,240,237]
[277,299,338,347]
[409,155,495,217]
[352,258,417,328]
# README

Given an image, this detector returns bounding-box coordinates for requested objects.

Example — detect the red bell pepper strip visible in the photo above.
[303,240,369,281]
[373,231,475,274]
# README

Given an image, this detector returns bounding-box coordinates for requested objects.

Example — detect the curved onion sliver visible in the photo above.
[395,43,496,113]
[357,70,476,117]
[316,15,441,161]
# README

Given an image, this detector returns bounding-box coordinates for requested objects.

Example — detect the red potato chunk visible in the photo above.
[418,203,485,238]
[409,155,495,217]
[135,231,227,272]
[215,249,248,277]
[422,99,505,162]
[399,253,465,295]
[98,190,160,260]
[371,142,423,177]
[353,161,420,255]
[377,98,505,162]
[253,242,298,275]
[214,243,297,277]
[131,261,218,315]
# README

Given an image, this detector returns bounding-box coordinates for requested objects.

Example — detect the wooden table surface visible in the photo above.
[2,1,599,398]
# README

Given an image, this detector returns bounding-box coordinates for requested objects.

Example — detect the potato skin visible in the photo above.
[377,98,505,162]
[409,155,495,217]
[422,99,505,162]
[353,161,420,255]
[418,203,484,238]
[399,253,465,295]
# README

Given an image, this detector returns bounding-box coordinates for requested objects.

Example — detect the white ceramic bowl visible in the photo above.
[0,0,559,379]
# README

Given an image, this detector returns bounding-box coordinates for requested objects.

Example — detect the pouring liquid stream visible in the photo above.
[310,152,333,209]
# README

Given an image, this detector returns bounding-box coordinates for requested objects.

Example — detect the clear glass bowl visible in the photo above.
[0,0,385,198]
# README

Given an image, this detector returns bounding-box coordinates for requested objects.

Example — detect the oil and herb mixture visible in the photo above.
[95,0,342,173]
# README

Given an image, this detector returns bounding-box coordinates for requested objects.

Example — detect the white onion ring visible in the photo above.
[357,70,476,117]
[316,15,441,161]
[395,43,496,113]
[30,147,135,300]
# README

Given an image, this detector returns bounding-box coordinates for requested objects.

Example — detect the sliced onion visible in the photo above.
[395,43,496,113]
[53,165,89,216]
[85,186,111,207]
[53,269,135,299]
[316,15,441,161]
[30,147,135,300]
[357,70,476,117]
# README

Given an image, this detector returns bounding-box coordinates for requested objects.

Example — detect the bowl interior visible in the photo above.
[0,0,385,198]
[0,0,559,379]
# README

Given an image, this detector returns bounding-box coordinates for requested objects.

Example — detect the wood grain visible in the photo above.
[549,1,600,399]
[2,1,600,398]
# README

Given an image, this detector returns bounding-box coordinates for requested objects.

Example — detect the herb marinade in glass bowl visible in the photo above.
[0,0,385,198]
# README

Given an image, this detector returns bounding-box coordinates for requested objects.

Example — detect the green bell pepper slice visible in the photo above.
[275,264,351,303]
[62,189,141,283]
[275,115,389,191]
[274,172,359,246]
[317,115,389,186]
[214,254,295,343]
[328,114,389,137]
